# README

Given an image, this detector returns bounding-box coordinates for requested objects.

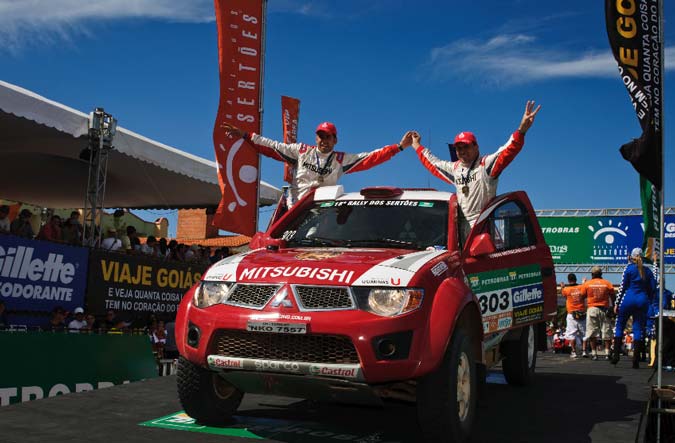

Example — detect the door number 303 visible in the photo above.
[478,291,510,315]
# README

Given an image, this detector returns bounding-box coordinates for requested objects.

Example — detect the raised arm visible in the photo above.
[341,131,412,174]
[412,131,455,185]
[221,122,300,164]
[482,101,540,178]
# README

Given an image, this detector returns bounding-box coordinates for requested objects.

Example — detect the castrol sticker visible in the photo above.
[207,355,244,369]
[309,364,360,379]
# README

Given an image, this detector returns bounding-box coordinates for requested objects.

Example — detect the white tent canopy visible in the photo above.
[0,80,281,209]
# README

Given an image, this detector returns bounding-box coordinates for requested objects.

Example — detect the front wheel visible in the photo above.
[176,356,243,425]
[417,329,477,443]
[502,324,537,386]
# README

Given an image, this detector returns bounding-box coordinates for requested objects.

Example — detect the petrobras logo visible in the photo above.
[309,364,359,379]
[0,245,75,284]
[542,226,580,234]
[208,356,243,369]
[511,284,544,308]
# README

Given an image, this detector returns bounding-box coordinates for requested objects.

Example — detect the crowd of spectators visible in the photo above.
[0,205,231,264]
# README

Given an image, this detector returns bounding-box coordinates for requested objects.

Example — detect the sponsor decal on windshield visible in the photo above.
[335,200,420,207]
[418,202,434,207]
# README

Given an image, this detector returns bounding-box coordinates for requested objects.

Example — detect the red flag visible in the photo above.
[212,0,265,236]
[281,96,300,183]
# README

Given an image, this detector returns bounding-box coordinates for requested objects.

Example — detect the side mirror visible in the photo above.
[469,233,496,257]
[250,232,287,250]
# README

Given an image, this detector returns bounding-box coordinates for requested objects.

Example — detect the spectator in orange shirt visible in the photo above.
[582,266,615,360]
[561,273,587,358]
[37,215,63,243]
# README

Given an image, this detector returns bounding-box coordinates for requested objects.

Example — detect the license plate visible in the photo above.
[246,321,307,334]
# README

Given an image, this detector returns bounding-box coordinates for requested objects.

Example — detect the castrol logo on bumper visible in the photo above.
[205,356,364,380]
[309,364,360,379]
[207,355,244,369]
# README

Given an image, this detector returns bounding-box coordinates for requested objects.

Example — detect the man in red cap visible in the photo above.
[222,121,412,207]
[412,101,541,241]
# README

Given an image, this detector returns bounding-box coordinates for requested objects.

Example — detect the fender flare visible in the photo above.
[415,277,483,377]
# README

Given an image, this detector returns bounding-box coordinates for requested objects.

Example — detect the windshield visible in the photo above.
[280,199,449,250]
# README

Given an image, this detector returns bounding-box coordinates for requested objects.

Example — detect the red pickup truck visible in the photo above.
[175,186,557,442]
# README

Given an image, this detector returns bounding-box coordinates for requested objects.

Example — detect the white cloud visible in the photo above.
[0,0,214,23]
[426,34,675,86]
[0,0,213,52]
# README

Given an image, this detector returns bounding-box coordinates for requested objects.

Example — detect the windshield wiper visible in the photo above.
[290,236,345,247]
[344,238,420,249]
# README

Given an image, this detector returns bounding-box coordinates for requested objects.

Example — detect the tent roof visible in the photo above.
[0,80,281,209]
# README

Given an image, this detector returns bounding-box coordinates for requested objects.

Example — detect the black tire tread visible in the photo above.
[176,356,243,425]
[417,329,477,443]
[502,325,537,386]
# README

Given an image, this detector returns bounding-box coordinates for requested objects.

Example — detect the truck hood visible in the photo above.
[202,247,448,287]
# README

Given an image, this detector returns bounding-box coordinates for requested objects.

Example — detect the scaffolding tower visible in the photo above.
[82,108,117,246]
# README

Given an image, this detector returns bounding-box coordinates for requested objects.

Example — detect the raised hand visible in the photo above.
[411,131,422,149]
[399,131,414,148]
[518,100,541,134]
[220,122,244,138]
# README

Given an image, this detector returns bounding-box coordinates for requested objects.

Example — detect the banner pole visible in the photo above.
[255,0,268,234]
[656,0,665,440]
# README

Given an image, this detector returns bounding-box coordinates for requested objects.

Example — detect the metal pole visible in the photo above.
[255,0,268,234]
[657,1,665,440]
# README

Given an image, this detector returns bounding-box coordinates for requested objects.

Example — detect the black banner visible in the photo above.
[605,0,662,190]
[86,250,207,317]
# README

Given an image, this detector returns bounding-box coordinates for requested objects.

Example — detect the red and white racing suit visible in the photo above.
[415,130,525,232]
[244,133,404,206]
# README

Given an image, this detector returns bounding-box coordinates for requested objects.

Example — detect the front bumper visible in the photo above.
[181,301,428,384]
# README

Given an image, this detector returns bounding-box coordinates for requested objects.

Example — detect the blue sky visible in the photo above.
[1,0,674,236]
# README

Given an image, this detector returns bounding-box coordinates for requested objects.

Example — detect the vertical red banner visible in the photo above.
[281,96,300,184]
[212,0,265,236]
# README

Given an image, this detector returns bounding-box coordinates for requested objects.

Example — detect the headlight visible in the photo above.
[193,281,232,308]
[365,288,424,317]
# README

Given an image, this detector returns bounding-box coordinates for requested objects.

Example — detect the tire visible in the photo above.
[417,329,477,443]
[176,356,243,425]
[502,324,537,386]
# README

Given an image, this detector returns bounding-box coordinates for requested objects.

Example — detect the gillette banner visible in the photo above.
[0,236,88,311]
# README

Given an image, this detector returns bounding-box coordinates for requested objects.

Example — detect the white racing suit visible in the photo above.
[244,133,404,206]
[415,131,525,239]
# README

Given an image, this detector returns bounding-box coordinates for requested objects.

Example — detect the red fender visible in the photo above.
[414,276,481,377]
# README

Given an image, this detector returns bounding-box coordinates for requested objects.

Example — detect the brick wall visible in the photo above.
[177,209,219,239]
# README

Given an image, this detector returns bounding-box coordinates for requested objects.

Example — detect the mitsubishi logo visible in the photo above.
[269,287,293,308]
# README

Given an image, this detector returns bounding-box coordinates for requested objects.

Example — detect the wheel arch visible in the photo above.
[417,277,483,377]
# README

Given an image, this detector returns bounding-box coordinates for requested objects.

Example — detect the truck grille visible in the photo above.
[294,286,354,310]
[226,284,279,308]
[211,330,359,364]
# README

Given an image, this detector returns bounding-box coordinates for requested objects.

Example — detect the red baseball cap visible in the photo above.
[315,122,337,137]
[454,131,477,146]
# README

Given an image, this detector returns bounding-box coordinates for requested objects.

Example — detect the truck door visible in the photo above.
[461,193,555,335]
